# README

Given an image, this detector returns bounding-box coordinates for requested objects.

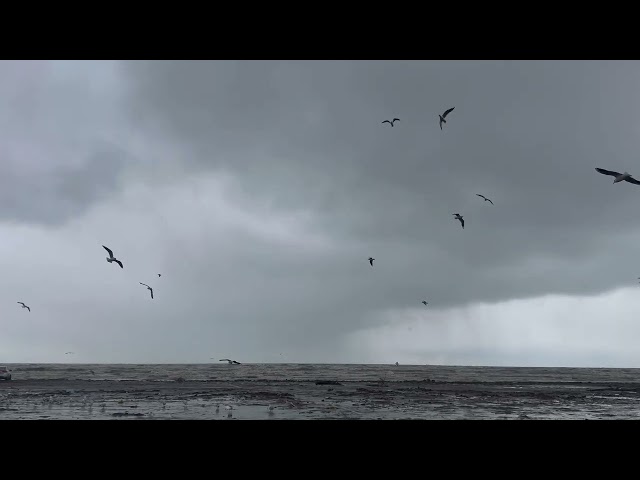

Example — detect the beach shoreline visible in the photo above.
[2,376,639,419]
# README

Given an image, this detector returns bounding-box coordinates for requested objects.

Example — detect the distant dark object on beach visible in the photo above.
[112,412,145,417]
[315,380,343,386]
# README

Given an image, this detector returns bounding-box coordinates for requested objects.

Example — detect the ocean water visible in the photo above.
[1,364,640,419]
[4,363,640,383]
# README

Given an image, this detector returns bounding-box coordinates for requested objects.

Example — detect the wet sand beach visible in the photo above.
[3,378,640,420]
[2,364,640,419]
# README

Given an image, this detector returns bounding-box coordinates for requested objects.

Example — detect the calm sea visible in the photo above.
[5,363,640,383]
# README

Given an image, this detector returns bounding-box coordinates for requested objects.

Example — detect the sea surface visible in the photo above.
[1,363,640,420]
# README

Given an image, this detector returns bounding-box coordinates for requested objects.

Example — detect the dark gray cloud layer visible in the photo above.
[5,61,640,363]
[0,61,128,225]
[120,60,640,312]
[1,146,127,225]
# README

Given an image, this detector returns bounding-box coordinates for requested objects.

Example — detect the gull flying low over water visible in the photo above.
[102,245,123,268]
[139,282,154,299]
[595,168,640,185]
[17,302,30,312]
[382,118,400,127]
[368,257,375,266]
[439,107,455,130]
[476,194,494,205]
[453,213,465,229]
[220,359,241,365]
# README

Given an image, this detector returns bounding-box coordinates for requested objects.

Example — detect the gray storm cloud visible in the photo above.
[3,60,640,364]
[120,60,640,307]
[0,60,128,225]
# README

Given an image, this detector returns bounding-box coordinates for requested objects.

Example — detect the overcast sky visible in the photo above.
[3,60,640,366]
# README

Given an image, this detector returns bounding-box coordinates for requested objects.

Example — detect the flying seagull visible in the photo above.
[219,359,241,365]
[17,302,30,312]
[422,301,428,306]
[368,257,375,266]
[439,107,455,130]
[595,168,640,185]
[453,213,465,229]
[139,282,154,299]
[476,194,494,205]
[382,118,400,127]
[158,274,161,277]
[102,245,123,268]
[65,352,75,355]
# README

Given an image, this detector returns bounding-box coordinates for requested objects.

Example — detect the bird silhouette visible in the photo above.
[102,245,123,268]
[382,118,400,127]
[17,302,30,312]
[476,194,494,205]
[139,282,154,299]
[439,107,455,130]
[219,359,241,365]
[453,213,465,229]
[595,168,640,185]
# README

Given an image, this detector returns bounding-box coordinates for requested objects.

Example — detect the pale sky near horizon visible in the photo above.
[2,60,640,367]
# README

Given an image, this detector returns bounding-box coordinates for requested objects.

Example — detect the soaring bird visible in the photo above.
[219,359,241,365]
[17,302,30,312]
[453,213,465,229]
[439,107,455,130]
[595,168,640,185]
[368,257,375,266]
[422,301,428,306]
[102,245,123,268]
[139,282,154,299]
[158,274,161,277]
[65,352,75,355]
[382,118,400,127]
[476,194,494,205]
